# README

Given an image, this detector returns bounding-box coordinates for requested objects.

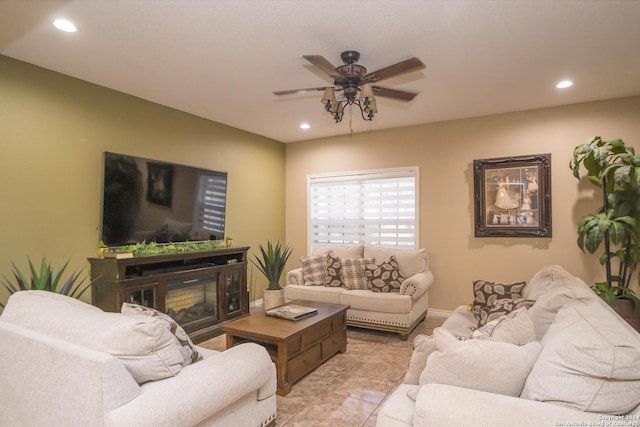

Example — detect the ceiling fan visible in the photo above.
[273,50,426,123]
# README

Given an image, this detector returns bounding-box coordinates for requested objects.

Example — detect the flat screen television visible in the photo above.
[100,152,227,247]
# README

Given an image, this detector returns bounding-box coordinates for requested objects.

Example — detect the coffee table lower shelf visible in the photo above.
[223,300,349,396]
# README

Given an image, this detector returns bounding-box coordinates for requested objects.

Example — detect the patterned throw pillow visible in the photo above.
[324,252,343,287]
[301,252,330,286]
[471,280,526,321]
[341,257,375,290]
[121,303,201,365]
[476,298,536,327]
[365,256,405,293]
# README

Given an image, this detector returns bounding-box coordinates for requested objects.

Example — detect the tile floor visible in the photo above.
[199,315,444,426]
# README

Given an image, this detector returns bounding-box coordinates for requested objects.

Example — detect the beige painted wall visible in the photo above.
[285,96,640,312]
[0,56,286,305]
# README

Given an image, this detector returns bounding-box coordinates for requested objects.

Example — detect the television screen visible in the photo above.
[100,152,227,247]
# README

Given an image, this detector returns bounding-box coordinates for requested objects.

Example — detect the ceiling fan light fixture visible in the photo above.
[276,50,425,124]
[321,87,336,103]
[359,84,374,101]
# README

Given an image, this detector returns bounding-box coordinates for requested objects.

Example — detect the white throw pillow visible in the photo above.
[1,291,185,384]
[403,334,436,385]
[470,307,536,345]
[521,302,640,414]
[420,328,542,397]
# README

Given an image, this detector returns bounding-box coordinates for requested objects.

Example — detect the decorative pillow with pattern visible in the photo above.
[324,251,343,287]
[340,257,375,290]
[471,280,526,321]
[476,297,536,327]
[365,256,405,293]
[121,303,201,365]
[301,252,330,286]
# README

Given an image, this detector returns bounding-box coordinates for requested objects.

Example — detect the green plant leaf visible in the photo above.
[250,241,292,290]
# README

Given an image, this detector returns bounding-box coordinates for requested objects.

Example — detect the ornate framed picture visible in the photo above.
[473,153,551,237]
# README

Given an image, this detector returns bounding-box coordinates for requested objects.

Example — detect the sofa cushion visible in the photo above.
[284,284,343,304]
[300,252,331,286]
[476,298,536,327]
[311,244,364,258]
[521,302,640,414]
[340,257,374,290]
[1,291,185,384]
[366,256,405,293]
[404,334,436,384]
[363,246,427,278]
[421,328,542,397]
[121,303,201,365]
[340,289,412,314]
[471,280,526,321]
[524,265,589,300]
[470,307,536,345]
[526,278,595,340]
[324,252,343,287]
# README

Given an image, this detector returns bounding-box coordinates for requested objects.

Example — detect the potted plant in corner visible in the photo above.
[250,241,292,310]
[570,136,640,331]
[1,257,96,309]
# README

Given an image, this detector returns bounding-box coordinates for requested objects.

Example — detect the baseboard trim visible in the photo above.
[427,308,453,319]
[250,299,263,309]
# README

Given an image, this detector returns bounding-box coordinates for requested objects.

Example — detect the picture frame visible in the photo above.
[473,153,551,237]
[146,162,173,207]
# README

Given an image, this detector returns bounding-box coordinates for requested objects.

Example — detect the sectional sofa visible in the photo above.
[377,265,640,426]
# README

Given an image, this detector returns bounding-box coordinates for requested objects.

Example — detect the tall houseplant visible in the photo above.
[570,136,640,312]
[1,258,95,309]
[250,241,292,309]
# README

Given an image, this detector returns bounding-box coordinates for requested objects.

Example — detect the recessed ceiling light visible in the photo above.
[299,123,310,130]
[556,80,573,89]
[53,19,77,33]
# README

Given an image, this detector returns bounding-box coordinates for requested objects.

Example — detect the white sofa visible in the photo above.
[377,265,640,426]
[285,244,434,338]
[0,291,277,427]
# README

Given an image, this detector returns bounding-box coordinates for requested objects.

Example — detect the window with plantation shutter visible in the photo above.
[308,167,418,251]
[195,171,227,239]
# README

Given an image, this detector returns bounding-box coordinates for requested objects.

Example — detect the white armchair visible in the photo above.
[0,291,277,427]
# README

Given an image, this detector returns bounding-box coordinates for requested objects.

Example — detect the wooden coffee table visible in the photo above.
[222,300,349,396]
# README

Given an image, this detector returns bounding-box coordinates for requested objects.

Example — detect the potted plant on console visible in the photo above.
[250,241,292,310]
[570,136,640,331]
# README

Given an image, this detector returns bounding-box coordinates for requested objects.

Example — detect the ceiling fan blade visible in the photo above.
[372,86,418,101]
[273,86,331,96]
[303,55,340,78]
[363,57,425,83]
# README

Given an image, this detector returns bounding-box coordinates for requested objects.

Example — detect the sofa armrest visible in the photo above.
[415,384,603,427]
[400,270,434,300]
[107,343,276,427]
[287,268,304,286]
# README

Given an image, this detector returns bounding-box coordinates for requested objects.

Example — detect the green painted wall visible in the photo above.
[0,55,286,306]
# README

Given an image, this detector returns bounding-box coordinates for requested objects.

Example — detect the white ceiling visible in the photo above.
[1,0,640,143]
